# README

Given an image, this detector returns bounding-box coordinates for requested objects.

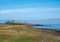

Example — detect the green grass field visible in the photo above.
[0,24,60,42]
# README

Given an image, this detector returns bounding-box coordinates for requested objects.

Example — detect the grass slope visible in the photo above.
[0,24,60,42]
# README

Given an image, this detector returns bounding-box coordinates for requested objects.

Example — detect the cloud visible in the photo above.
[0,8,60,14]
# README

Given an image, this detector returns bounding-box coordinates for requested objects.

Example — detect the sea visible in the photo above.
[0,20,60,30]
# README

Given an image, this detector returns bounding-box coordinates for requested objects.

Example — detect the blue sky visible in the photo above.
[0,0,60,20]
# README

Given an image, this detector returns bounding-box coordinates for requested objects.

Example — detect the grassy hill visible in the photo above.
[0,24,60,42]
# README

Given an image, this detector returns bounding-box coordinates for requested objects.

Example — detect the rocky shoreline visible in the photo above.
[34,28,60,36]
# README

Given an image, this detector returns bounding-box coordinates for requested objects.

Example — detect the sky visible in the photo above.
[0,0,60,20]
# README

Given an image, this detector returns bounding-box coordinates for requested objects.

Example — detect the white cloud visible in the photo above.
[0,8,60,14]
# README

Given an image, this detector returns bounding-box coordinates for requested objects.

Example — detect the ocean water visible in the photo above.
[32,24,60,30]
[0,20,60,30]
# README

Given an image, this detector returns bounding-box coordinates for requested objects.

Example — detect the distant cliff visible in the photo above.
[5,20,44,26]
